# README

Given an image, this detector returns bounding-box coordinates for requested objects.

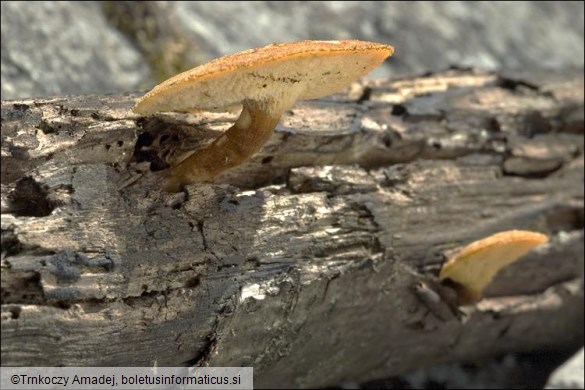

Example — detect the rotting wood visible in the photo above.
[1,68,584,388]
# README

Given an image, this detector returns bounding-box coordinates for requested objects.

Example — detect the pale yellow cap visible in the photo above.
[439,230,549,303]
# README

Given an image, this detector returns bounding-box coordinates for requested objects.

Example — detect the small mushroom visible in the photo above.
[133,40,394,191]
[439,230,549,304]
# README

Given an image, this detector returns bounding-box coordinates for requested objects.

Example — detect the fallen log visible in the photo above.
[1,68,583,388]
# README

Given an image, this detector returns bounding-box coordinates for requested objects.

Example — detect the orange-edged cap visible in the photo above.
[134,40,394,115]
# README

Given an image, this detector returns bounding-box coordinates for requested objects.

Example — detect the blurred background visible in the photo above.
[1,1,584,100]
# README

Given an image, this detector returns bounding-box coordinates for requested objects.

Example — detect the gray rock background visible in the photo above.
[1,1,584,100]
[0,1,149,99]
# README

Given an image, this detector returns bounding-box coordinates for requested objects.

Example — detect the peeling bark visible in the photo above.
[1,69,584,388]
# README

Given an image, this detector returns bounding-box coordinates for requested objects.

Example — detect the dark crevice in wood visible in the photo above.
[1,271,44,305]
[496,76,541,92]
[7,177,58,217]
[356,86,372,103]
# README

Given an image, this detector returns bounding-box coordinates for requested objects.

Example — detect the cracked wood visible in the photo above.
[1,68,584,388]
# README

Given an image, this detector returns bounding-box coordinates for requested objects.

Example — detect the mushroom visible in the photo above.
[439,230,549,304]
[133,40,394,191]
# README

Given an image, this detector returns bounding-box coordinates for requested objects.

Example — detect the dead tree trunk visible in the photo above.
[1,69,584,388]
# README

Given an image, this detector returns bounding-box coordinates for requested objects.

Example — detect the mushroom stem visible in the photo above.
[164,99,286,191]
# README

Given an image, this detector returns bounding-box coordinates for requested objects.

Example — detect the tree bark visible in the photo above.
[1,68,583,389]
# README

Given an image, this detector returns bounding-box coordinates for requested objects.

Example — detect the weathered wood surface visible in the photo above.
[1,69,584,388]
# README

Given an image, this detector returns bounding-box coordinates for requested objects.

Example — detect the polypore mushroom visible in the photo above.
[439,230,549,304]
[133,40,394,191]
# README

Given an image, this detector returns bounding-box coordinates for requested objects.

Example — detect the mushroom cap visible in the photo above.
[439,230,549,302]
[134,40,394,115]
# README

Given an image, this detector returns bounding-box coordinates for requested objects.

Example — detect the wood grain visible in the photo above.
[1,68,583,388]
